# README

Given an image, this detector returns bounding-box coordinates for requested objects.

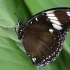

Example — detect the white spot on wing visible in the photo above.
[20,29,22,31]
[51,47,52,48]
[47,13,55,16]
[52,24,63,30]
[48,16,58,20]
[28,55,30,56]
[66,11,70,16]
[49,56,51,58]
[31,21,32,24]
[40,64,44,66]
[46,57,48,60]
[32,58,36,62]
[35,18,38,21]
[50,20,61,25]
[49,29,54,33]
[43,59,45,62]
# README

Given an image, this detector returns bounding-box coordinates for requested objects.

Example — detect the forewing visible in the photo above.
[23,14,62,66]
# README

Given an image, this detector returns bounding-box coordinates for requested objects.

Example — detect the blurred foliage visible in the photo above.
[0,0,70,70]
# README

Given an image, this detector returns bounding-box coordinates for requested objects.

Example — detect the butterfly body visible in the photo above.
[16,7,70,66]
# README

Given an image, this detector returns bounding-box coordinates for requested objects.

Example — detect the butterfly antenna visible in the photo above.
[14,13,22,21]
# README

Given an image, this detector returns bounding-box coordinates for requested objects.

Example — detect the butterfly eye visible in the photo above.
[16,7,70,66]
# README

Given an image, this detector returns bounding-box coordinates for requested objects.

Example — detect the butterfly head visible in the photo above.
[15,19,25,39]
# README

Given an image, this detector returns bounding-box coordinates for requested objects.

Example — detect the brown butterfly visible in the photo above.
[15,7,70,66]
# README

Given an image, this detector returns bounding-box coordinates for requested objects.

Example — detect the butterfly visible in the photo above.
[15,7,70,66]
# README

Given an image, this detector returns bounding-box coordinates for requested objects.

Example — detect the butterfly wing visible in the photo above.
[23,14,62,66]
[18,8,70,66]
